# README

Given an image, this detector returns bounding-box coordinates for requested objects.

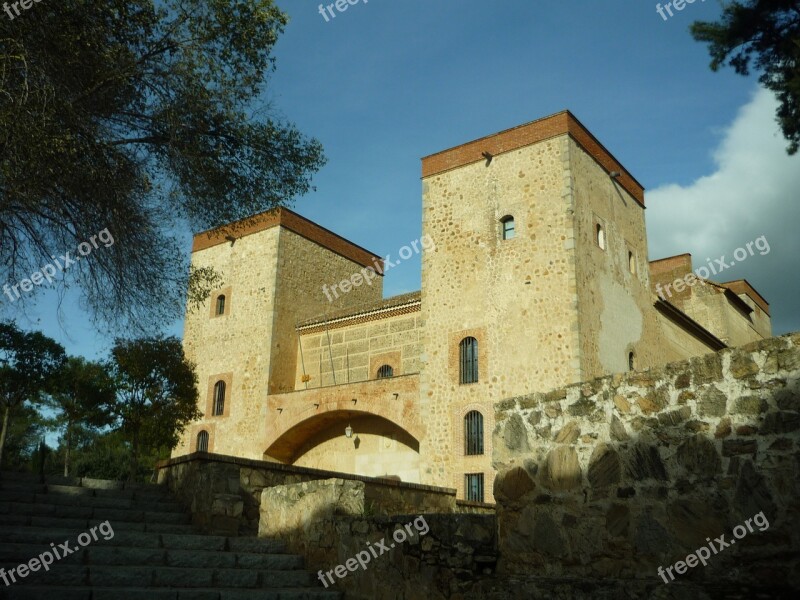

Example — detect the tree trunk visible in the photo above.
[0,405,10,469]
[129,430,139,482]
[64,420,71,477]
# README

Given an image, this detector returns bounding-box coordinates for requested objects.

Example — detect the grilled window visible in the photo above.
[196,430,209,453]
[459,337,478,384]
[215,294,226,316]
[501,216,515,240]
[465,473,484,502]
[377,364,394,379]
[464,411,484,455]
[213,380,226,416]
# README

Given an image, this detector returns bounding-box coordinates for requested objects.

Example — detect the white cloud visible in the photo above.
[646,87,800,334]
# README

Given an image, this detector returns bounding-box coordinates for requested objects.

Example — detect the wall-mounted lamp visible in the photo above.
[609,171,621,179]
[352,398,358,405]
[277,407,283,414]
[482,151,493,166]
[393,393,399,399]
[225,234,237,245]
[345,424,353,438]
[313,403,320,409]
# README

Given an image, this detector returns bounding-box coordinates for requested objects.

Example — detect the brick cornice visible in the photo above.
[191,207,383,271]
[421,110,645,207]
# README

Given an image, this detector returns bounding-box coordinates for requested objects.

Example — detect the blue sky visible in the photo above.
[4,0,799,358]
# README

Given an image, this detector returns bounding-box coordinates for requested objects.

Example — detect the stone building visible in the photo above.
[173,111,771,502]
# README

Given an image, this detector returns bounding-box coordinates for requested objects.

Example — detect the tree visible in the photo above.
[691,0,800,154]
[46,357,116,476]
[0,0,325,331]
[0,403,49,472]
[107,336,199,479]
[0,321,65,466]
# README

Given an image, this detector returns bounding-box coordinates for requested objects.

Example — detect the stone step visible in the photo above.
[0,514,196,534]
[0,526,288,553]
[0,542,304,570]
[0,490,184,512]
[0,473,321,598]
[0,482,173,503]
[0,564,314,588]
[0,501,190,522]
[0,586,342,599]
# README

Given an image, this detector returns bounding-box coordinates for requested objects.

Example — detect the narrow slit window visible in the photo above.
[196,430,209,453]
[628,251,636,274]
[628,352,635,371]
[500,216,515,240]
[464,411,484,455]
[459,337,479,384]
[213,380,226,416]
[465,473,484,502]
[215,294,226,316]
[596,224,606,250]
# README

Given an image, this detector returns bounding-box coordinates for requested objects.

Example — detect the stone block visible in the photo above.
[732,395,768,415]
[493,466,535,502]
[502,413,530,451]
[588,444,621,488]
[624,442,667,481]
[540,446,582,491]
[676,434,721,477]
[554,421,580,443]
[697,386,727,417]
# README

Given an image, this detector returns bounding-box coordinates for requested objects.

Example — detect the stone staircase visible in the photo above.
[0,472,341,599]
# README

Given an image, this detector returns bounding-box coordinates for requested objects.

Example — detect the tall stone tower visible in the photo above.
[417,111,667,498]
[179,208,383,457]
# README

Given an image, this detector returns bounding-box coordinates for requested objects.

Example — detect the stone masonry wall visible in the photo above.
[259,478,497,600]
[492,333,800,597]
[296,309,421,389]
[155,453,470,536]
[419,133,582,499]
[176,223,383,459]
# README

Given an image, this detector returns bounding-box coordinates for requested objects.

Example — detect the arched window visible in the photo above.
[628,251,636,274]
[628,352,635,371]
[215,294,226,316]
[500,215,515,240]
[464,411,484,455]
[376,365,393,379]
[459,337,479,384]
[596,224,606,250]
[212,380,226,416]
[196,430,209,453]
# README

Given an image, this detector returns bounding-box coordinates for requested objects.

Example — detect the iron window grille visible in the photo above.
[213,380,226,416]
[459,337,479,384]
[464,411,484,455]
[465,473,484,502]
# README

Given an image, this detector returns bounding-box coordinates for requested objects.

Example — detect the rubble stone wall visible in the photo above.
[492,333,800,596]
